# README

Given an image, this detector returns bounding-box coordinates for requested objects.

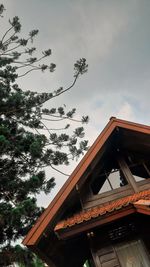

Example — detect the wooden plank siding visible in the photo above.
[91,214,150,267]
[92,246,120,267]
[82,179,150,210]
[138,178,150,191]
[82,185,134,209]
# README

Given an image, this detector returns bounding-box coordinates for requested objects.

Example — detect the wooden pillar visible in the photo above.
[117,156,139,193]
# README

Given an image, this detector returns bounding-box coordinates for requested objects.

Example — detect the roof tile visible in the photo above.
[55,189,150,231]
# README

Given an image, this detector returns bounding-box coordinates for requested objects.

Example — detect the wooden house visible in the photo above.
[23,117,150,267]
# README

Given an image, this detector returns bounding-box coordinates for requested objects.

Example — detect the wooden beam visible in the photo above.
[134,201,150,216]
[135,207,150,216]
[82,186,133,210]
[143,162,150,177]
[117,156,139,193]
[56,207,136,240]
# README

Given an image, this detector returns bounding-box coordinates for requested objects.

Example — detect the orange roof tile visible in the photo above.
[55,189,150,231]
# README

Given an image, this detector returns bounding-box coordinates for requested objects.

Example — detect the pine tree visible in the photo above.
[0,4,88,266]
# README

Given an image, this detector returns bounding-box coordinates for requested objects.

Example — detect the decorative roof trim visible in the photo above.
[55,189,150,231]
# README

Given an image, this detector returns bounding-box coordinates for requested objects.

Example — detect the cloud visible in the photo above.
[116,102,135,121]
[2,0,150,206]
[69,0,131,63]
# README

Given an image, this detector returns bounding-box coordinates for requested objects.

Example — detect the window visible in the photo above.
[115,240,150,267]
[126,154,150,182]
[91,168,128,195]
[129,162,150,182]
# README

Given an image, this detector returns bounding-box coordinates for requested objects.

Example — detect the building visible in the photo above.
[23,117,150,267]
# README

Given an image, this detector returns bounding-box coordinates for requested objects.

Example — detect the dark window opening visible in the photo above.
[130,162,150,182]
[91,167,128,195]
[90,152,150,195]
[125,153,150,182]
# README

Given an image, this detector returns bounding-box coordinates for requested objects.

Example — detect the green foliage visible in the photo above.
[0,4,88,266]
[0,245,45,267]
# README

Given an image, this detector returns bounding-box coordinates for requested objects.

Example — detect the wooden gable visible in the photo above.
[23,117,150,267]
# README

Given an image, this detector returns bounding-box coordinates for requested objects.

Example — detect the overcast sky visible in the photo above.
[2,0,150,205]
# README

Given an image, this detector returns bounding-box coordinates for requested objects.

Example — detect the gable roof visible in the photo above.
[23,117,150,247]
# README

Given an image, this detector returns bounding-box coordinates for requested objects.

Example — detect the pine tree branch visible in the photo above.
[41,117,65,122]
[52,72,79,98]
[41,126,68,131]
[17,67,40,78]
[14,62,38,69]
[40,121,51,135]
[0,43,21,55]
[1,191,16,206]
[49,163,69,176]
[36,72,80,106]
[34,127,42,135]
[13,55,46,68]
[1,26,13,43]
[2,31,16,47]
[42,116,82,123]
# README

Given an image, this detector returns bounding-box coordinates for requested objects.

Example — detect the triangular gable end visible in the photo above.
[23,117,150,249]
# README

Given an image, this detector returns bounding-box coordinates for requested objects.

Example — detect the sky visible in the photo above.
[2,0,150,206]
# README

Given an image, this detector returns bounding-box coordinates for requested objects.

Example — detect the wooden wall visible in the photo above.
[90,214,150,267]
